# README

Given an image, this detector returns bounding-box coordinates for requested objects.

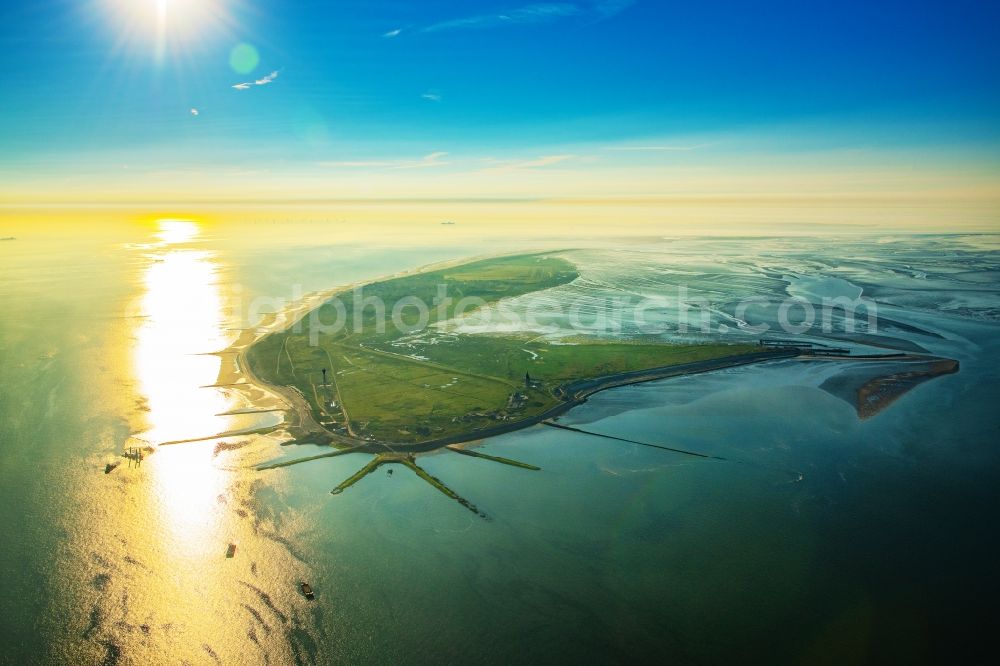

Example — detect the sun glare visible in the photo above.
[102,0,234,60]
[156,218,199,244]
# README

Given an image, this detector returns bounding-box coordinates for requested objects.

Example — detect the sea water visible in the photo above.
[1,211,998,664]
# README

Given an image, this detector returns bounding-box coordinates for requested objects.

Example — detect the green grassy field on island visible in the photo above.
[244,253,757,444]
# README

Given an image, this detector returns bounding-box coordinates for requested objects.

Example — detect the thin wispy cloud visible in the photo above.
[383,28,402,37]
[421,1,635,33]
[232,70,280,90]
[421,92,442,102]
[480,154,576,173]
[255,71,279,85]
[606,143,711,152]
[425,4,578,32]
[320,152,451,170]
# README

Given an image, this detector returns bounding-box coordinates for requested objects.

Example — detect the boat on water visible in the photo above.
[226,543,237,558]
[300,582,315,600]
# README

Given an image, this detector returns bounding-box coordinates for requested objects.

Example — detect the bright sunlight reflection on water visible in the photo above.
[154,218,199,245]
[136,219,232,551]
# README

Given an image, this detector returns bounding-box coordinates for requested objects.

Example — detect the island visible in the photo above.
[235,253,790,508]
[232,252,957,514]
[242,253,774,446]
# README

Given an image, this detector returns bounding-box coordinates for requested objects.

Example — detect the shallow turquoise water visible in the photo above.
[1,218,998,664]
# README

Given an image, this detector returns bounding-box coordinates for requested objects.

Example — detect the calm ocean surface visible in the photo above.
[1,213,998,664]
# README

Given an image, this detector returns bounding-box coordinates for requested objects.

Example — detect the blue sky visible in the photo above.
[1,0,998,201]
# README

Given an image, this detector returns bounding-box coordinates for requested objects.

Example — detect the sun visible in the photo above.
[153,0,197,23]
[100,0,236,61]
